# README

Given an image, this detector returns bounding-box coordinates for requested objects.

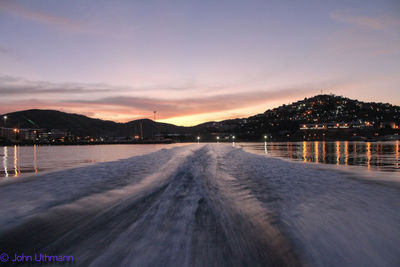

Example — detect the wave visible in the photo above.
[0,144,399,266]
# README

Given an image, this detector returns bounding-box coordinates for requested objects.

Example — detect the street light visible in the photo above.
[13,128,18,141]
[197,136,200,143]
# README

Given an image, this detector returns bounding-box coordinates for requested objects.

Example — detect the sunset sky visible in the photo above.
[0,0,399,126]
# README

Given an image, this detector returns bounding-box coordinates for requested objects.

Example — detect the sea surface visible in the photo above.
[0,144,398,266]
[0,141,399,178]
[237,140,400,172]
[0,144,186,178]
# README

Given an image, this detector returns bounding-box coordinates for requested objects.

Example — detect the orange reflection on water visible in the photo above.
[336,141,340,165]
[13,145,20,177]
[251,140,399,171]
[314,141,319,163]
[366,142,371,170]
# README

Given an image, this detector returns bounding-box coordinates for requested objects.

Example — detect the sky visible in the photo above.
[0,0,399,126]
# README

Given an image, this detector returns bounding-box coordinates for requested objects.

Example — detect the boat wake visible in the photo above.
[0,144,399,266]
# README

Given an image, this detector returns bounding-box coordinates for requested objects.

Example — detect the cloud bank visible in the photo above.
[0,75,319,124]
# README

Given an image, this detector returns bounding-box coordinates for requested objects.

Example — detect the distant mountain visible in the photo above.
[230,94,400,138]
[261,94,399,123]
[1,95,399,140]
[0,109,188,138]
[187,94,400,139]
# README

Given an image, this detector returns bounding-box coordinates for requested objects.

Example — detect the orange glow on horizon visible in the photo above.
[1,92,312,127]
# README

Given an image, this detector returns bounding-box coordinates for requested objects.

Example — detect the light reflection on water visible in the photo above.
[2,142,399,178]
[3,147,8,177]
[239,141,400,172]
[0,144,186,179]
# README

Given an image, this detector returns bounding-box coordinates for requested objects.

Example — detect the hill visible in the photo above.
[262,94,399,123]
[1,109,188,138]
[1,94,399,141]
[227,94,400,139]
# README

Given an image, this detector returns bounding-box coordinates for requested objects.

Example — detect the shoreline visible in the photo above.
[1,138,399,147]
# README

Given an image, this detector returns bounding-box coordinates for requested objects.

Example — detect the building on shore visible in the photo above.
[0,127,69,142]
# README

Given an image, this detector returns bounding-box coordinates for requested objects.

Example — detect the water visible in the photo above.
[0,144,398,266]
[238,141,400,172]
[1,141,399,179]
[0,144,187,178]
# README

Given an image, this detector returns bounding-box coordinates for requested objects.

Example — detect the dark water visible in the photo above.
[0,145,301,267]
[237,141,400,172]
[1,141,399,179]
[0,144,399,266]
[0,144,187,178]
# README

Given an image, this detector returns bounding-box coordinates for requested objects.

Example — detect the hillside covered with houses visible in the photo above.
[1,94,399,144]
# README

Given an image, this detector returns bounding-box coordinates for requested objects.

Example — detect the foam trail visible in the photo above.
[0,144,399,266]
